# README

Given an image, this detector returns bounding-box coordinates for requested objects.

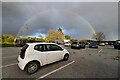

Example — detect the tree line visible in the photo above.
[0,27,106,44]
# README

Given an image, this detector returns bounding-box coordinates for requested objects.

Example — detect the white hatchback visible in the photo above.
[64,42,71,47]
[18,43,69,74]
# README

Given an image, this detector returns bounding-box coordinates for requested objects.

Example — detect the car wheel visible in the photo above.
[25,62,40,74]
[71,46,73,49]
[63,54,69,61]
[114,46,117,49]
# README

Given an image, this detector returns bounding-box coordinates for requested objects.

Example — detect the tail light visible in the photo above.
[20,52,25,59]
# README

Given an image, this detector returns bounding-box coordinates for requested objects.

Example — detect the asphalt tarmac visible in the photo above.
[1,45,119,79]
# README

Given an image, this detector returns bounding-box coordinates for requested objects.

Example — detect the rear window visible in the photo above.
[21,44,29,52]
[90,42,97,45]
[79,42,84,44]
[20,44,29,59]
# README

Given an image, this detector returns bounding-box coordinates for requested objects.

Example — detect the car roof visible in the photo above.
[26,42,57,45]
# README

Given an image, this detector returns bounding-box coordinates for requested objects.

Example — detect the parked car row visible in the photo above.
[65,40,120,50]
[65,41,99,49]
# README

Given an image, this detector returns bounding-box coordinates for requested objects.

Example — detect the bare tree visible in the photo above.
[92,32,105,42]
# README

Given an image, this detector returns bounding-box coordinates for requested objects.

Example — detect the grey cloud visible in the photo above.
[2,2,118,40]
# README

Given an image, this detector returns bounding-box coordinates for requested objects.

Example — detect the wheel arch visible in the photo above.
[24,60,41,70]
[63,53,69,58]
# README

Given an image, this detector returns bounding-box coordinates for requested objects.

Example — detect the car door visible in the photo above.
[34,44,48,65]
[45,44,64,64]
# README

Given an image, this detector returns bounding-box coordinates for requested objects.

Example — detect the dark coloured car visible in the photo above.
[71,42,85,49]
[114,40,120,50]
[71,42,81,49]
[89,42,98,48]
[79,42,86,48]
[15,38,26,47]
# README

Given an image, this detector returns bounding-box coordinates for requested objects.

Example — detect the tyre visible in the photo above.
[114,46,117,49]
[71,46,73,49]
[25,62,40,74]
[79,47,81,49]
[63,54,69,61]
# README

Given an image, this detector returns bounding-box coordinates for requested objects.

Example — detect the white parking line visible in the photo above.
[1,55,18,58]
[0,63,17,69]
[98,49,103,53]
[36,61,75,80]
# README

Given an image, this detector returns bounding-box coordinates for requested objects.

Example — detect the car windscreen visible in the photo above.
[72,42,77,44]
[80,42,84,44]
[90,42,97,45]
[65,42,69,44]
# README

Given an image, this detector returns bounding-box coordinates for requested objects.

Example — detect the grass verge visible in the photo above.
[0,43,15,47]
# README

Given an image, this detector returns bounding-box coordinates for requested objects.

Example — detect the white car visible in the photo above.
[64,42,71,47]
[105,42,108,45]
[18,43,69,74]
[99,43,105,46]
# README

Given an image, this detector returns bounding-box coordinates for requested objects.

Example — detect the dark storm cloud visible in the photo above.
[2,2,118,40]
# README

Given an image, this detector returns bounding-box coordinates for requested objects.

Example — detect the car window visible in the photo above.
[34,44,45,51]
[46,44,63,51]
[81,43,84,45]
[73,42,77,44]
[65,42,69,44]
[21,44,29,52]
[91,42,97,45]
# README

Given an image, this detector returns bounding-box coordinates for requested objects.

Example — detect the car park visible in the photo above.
[114,40,120,50]
[18,43,69,74]
[2,43,118,78]
[89,42,98,48]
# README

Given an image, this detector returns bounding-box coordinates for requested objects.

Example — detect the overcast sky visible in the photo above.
[2,2,118,40]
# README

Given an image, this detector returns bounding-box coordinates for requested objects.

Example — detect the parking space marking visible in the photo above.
[1,55,18,59]
[0,63,17,69]
[36,61,75,80]
[98,49,103,53]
